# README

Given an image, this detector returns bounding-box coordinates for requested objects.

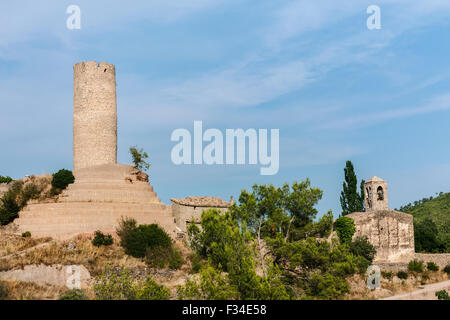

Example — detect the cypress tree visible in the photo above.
[340,161,364,216]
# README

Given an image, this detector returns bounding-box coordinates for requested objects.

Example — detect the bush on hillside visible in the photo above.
[136,277,170,300]
[435,290,450,300]
[427,262,439,272]
[397,271,408,279]
[408,259,424,273]
[123,224,171,258]
[116,219,181,269]
[0,176,13,184]
[443,265,450,275]
[116,217,138,248]
[92,231,113,247]
[0,181,22,225]
[51,169,74,194]
[145,245,184,270]
[94,265,169,300]
[0,179,49,225]
[59,289,88,300]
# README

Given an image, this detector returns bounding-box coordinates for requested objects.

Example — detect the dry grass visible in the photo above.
[0,231,193,299]
[0,234,51,257]
[2,281,67,300]
[346,270,449,300]
[0,235,147,276]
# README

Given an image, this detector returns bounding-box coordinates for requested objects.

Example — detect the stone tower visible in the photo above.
[364,176,388,211]
[73,61,117,172]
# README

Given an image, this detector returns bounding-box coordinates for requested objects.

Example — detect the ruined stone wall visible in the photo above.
[171,202,228,232]
[348,210,415,263]
[73,61,117,172]
[415,253,450,269]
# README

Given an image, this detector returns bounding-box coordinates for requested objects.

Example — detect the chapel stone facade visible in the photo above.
[348,177,415,263]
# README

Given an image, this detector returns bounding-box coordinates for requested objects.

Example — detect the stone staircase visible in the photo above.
[14,163,176,240]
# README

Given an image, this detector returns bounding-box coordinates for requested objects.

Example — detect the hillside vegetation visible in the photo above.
[398,192,450,253]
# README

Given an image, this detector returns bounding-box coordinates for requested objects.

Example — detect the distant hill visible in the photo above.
[397,192,450,252]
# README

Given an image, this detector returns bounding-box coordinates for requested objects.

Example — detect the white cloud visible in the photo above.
[313,93,450,131]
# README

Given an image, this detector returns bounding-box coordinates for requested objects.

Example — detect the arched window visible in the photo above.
[377,186,384,201]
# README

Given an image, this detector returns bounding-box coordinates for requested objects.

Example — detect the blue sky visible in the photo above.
[1,0,450,218]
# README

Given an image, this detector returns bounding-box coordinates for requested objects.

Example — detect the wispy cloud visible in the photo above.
[313,93,450,131]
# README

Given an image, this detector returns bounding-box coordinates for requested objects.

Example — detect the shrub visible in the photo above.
[0,282,7,300]
[92,231,113,247]
[0,181,22,225]
[427,262,439,272]
[22,231,31,238]
[129,146,150,171]
[189,253,205,274]
[177,265,239,300]
[145,244,184,270]
[443,265,450,275]
[305,273,350,300]
[51,169,74,193]
[94,265,170,300]
[94,266,137,300]
[350,236,377,263]
[123,224,171,258]
[136,277,170,300]
[0,180,48,225]
[397,271,408,279]
[408,259,424,273]
[59,289,88,300]
[334,216,355,244]
[435,290,450,300]
[21,183,41,203]
[116,217,138,248]
[0,176,13,184]
[381,271,393,280]
[168,248,184,269]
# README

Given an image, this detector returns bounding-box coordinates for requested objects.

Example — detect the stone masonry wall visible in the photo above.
[415,253,450,269]
[172,202,228,233]
[348,210,415,263]
[73,61,117,172]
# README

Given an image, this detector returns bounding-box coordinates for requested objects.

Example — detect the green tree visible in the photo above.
[231,180,323,242]
[340,161,364,216]
[129,146,150,171]
[0,176,13,184]
[334,216,356,244]
[187,209,292,299]
[414,218,445,253]
[350,236,376,263]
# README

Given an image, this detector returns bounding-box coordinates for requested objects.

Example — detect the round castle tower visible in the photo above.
[73,61,117,172]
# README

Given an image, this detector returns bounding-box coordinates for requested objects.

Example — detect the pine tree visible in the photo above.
[340,161,364,216]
